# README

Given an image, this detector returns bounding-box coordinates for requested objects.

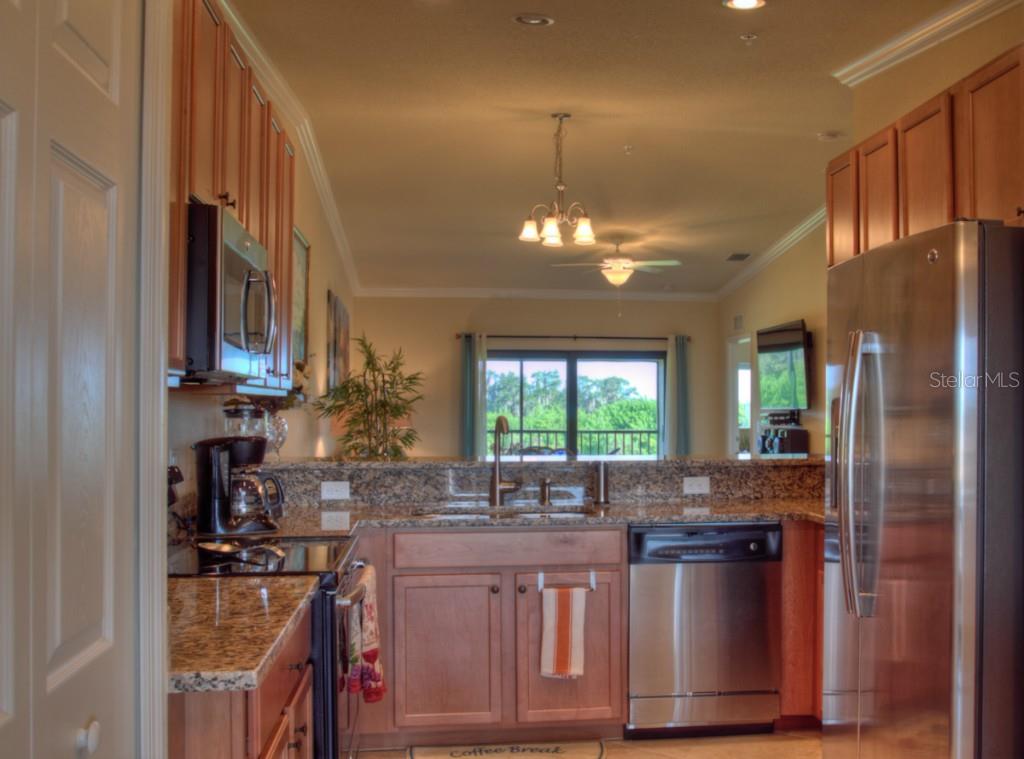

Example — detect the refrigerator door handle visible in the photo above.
[843,329,865,619]
[836,332,857,616]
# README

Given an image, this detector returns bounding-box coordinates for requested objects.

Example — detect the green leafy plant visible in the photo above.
[315,335,424,460]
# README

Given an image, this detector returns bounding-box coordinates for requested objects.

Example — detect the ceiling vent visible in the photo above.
[727,252,751,262]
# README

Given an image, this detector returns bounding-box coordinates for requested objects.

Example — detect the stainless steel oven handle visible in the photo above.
[843,329,865,619]
[239,269,254,353]
[336,559,369,608]
[265,270,277,356]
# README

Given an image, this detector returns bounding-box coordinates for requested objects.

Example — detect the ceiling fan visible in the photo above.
[550,243,681,287]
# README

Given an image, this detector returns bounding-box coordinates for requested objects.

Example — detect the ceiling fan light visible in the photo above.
[518,218,541,242]
[573,216,595,245]
[602,268,633,287]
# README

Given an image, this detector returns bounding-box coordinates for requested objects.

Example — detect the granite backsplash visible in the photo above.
[261,457,825,509]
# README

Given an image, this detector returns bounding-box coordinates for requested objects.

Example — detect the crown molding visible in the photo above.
[356,285,719,303]
[833,0,1022,87]
[217,0,362,291]
[716,207,826,299]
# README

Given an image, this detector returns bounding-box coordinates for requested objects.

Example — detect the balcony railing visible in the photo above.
[486,429,659,457]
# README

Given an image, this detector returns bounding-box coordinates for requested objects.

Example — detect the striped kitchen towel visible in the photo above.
[540,586,586,678]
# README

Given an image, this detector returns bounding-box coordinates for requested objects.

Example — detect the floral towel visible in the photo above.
[346,565,386,702]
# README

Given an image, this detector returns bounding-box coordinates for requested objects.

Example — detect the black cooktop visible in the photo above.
[168,536,354,577]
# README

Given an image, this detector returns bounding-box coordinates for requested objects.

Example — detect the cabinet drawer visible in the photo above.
[249,604,311,752]
[393,529,623,569]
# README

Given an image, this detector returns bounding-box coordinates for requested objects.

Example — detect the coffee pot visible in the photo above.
[193,436,283,536]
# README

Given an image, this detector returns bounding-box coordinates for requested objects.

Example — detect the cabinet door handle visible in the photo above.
[287,740,302,751]
[294,724,308,736]
[518,585,527,594]
[490,585,500,594]
[1017,206,1024,217]
[217,192,237,209]
[287,662,305,672]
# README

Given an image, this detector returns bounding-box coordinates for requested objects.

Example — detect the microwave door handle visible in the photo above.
[844,329,865,619]
[239,269,255,353]
[836,335,857,615]
[264,270,277,356]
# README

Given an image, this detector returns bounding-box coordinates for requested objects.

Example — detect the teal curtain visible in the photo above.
[459,334,476,459]
[673,335,691,455]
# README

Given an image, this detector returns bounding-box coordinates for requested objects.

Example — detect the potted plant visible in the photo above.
[315,335,424,460]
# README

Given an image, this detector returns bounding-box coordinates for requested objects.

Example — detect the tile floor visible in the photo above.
[367,731,822,759]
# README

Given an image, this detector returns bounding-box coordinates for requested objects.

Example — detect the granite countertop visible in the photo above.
[168,575,318,693]
[274,497,824,536]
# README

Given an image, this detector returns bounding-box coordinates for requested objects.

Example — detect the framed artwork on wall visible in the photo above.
[292,229,310,365]
[326,289,350,390]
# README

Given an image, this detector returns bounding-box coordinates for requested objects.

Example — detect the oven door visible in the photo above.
[220,211,275,379]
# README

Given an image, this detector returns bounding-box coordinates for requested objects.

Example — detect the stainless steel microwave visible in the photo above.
[185,204,277,382]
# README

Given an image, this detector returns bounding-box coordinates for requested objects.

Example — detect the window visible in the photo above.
[486,351,664,459]
[727,337,752,458]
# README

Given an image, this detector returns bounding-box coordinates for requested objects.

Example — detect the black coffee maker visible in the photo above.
[193,436,283,536]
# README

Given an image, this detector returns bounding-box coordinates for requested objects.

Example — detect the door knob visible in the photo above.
[490,585,500,594]
[75,720,101,755]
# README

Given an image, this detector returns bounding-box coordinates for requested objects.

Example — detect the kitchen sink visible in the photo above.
[414,510,590,522]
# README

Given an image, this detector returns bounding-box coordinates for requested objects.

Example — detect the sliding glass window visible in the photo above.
[485,351,665,459]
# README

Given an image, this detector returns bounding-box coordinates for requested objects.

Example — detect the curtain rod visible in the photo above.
[455,333,690,342]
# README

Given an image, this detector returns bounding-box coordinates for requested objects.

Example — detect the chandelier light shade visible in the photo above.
[518,113,596,247]
[518,219,540,242]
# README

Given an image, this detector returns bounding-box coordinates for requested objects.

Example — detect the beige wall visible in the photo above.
[352,296,725,457]
[167,117,356,488]
[852,4,1024,141]
[719,226,828,454]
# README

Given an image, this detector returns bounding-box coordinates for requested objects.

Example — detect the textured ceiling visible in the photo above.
[234,0,953,294]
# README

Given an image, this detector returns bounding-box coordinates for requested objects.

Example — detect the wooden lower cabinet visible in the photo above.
[514,570,622,723]
[387,528,629,739]
[779,521,824,724]
[169,606,312,759]
[393,573,504,727]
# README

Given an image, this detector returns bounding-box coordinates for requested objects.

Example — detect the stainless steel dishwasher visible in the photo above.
[628,523,783,733]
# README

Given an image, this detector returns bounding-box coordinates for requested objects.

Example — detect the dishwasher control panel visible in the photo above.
[629,523,782,563]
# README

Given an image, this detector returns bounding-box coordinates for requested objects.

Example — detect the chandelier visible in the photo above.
[518,113,595,247]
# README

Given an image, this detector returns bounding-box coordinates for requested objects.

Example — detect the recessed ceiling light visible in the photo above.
[514,13,555,27]
[739,32,759,44]
[723,0,766,9]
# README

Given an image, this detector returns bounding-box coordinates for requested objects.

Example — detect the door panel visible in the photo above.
[824,254,864,759]
[629,563,780,696]
[244,76,267,241]
[515,571,623,723]
[220,27,247,218]
[0,0,34,752]
[953,48,1023,226]
[25,0,142,754]
[189,0,221,204]
[393,573,503,727]
[898,94,954,237]
[827,151,858,266]
[857,226,958,759]
[858,128,898,253]
[273,136,294,388]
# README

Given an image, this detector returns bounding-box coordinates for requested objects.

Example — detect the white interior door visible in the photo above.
[0,0,143,756]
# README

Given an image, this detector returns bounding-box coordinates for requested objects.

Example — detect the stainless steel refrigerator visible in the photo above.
[823,221,1024,759]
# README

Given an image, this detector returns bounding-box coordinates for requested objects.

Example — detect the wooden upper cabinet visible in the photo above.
[897,93,954,237]
[857,127,899,253]
[265,108,283,254]
[392,573,503,728]
[953,46,1024,226]
[219,26,247,218]
[514,571,624,724]
[245,76,268,242]
[188,0,222,205]
[273,135,296,389]
[168,0,192,372]
[826,151,858,267]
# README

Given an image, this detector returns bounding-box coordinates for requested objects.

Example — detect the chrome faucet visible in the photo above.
[489,416,521,507]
